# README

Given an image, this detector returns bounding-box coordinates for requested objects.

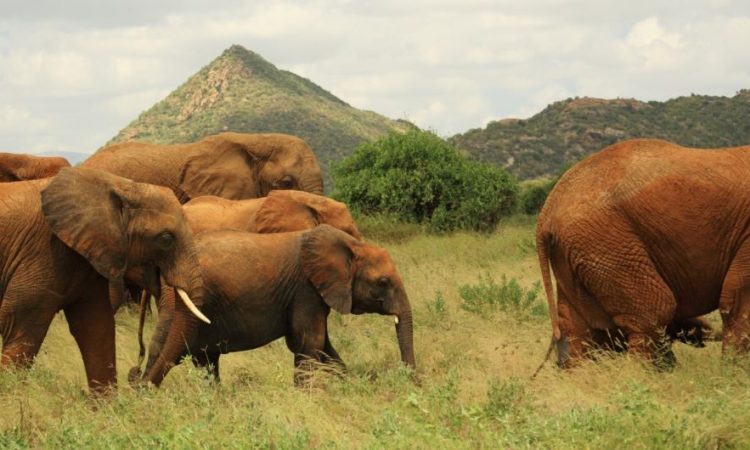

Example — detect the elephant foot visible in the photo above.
[127,366,148,389]
[653,344,677,372]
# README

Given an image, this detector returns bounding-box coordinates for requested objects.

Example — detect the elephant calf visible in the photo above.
[133,225,415,386]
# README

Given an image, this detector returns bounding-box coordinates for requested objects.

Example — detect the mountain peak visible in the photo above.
[107,46,413,184]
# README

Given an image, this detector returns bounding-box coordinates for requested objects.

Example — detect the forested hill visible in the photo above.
[107,45,414,179]
[450,90,750,180]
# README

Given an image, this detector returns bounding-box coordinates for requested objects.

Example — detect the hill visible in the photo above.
[108,45,414,183]
[450,90,750,180]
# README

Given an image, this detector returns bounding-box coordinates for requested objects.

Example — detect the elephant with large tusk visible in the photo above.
[0,167,206,394]
[133,225,415,386]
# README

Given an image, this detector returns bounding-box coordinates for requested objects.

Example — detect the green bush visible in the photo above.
[518,180,555,214]
[332,130,518,232]
[459,273,545,319]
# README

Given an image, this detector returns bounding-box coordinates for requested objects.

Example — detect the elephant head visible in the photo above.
[256,190,362,239]
[301,225,415,368]
[181,133,324,200]
[40,167,208,379]
[0,152,71,182]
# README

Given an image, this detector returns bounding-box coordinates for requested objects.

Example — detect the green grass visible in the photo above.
[1,217,748,448]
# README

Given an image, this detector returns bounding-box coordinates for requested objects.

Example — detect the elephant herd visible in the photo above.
[0,132,412,393]
[2,134,750,395]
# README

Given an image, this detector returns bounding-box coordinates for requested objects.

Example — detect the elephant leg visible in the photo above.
[64,290,117,393]
[0,303,57,369]
[604,273,676,368]
[720,283,750,355]
[556,285,595,368]
[322,332,346,368]
[191,351,220,381]
[285,311,327,386]
[719,250,750,355]
[576,236,677,368]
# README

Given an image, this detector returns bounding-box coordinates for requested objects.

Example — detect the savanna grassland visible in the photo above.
[1,216,748,449]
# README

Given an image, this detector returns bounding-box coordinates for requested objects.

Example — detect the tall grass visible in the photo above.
[0,217,747,448]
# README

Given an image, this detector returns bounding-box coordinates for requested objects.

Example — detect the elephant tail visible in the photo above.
[537,230,560,341]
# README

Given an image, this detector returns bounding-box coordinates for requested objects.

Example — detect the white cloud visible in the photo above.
[0,106,47,135]
[0,1,748,153]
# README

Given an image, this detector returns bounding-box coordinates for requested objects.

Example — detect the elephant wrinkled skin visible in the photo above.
[537,139,750,368]
[0,152,70,182]
[133,225,414,386]
[82,132,323,202]
[0,168,205,393]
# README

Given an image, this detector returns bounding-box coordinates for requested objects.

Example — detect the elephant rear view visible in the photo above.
[537,138,750,368]
[133,225,415,386]
[83,132,323,202]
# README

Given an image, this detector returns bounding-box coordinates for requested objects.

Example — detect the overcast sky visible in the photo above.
[1,0,749,155]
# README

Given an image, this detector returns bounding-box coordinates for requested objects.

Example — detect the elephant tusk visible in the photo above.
[176,288,211,324]
[394,316,399,325]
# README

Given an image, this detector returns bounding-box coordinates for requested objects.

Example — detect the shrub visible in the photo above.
[459,273,544,319]
[332,130,518,232]
[518,181,554,214]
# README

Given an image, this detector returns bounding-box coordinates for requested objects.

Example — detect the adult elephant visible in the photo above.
[183,190,362,238]
[537,139,750,368]
[0,167,207,393]
[0,152,70,182]
[82,132,324,202]
[131,225,415,386]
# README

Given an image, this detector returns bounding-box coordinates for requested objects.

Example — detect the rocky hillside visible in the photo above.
[450,90,750,180]
[108,45,414,182]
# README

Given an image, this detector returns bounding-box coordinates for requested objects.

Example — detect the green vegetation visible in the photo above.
[107,45,415,185]
[1,219,747,448]
[451,90,750,179]
[459,273,545,319]
[332,130,518,232]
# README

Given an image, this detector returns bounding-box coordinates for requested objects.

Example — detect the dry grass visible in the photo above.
[1,216,748,448]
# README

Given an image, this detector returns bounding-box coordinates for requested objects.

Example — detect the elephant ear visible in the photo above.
[256,190,319,233]
[313,197,362,240]
[181,140,260,200]
[41,167,131,281]
[300,224,360,314]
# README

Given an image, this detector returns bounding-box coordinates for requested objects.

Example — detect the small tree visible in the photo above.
[332,130,518,232]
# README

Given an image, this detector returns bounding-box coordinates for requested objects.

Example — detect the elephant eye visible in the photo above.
[157,231,176,249]
[276,178,294,189]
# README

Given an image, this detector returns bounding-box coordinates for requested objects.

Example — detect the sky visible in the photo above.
[1,0,749,156]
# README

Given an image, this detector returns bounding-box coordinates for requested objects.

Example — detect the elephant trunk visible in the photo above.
[395,304,416,369]
[142,287,199,386]
[138,247,205,387]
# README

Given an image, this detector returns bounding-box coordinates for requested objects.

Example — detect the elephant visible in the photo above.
[82,132,323,203]
[131,225,415,386]
[0,152,70,182]
[183,190,362,239]
[128,190,363,368]
[537,139,750,368]
[0,167,207,393]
